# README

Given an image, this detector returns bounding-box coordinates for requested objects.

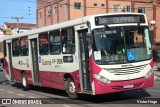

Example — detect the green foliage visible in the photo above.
[155,77,160,82]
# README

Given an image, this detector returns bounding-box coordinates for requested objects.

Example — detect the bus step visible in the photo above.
[81,91,93,94]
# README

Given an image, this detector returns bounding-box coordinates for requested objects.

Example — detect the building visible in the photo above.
[37,0,108,27]
[0,26,5,35]
[37,0,160,42]
[2,22,36,35]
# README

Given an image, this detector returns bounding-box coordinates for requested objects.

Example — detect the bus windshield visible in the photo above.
[93,26,152,64]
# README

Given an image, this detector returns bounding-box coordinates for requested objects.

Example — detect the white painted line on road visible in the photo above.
[0,89,4,91]
[62,105,72,107]
[148,89,160,93]
[17,94,25,97]
[29,96,36,98]
[43,100,55,104]
[7,91,14,94]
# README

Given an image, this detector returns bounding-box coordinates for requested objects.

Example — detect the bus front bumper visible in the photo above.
[93,72,154,95]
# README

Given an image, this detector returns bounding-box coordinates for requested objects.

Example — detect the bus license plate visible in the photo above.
[123,84,134,88]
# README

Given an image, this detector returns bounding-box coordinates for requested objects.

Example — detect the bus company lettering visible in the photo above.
[42,59,51,65]
[57,59,63,64]
[19,60,30,67]
[52,59,63,64]
[19,61,26,65]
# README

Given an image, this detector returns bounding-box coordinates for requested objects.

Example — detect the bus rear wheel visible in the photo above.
[22,73,29,90]
[66,78,78,99]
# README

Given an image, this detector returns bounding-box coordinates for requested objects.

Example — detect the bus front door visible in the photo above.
[30,39,40,85]
[7,43,14,81]
[78,29,91,92]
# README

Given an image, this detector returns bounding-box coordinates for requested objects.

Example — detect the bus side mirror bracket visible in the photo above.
[149,30,154,45]
[86,33,93,45]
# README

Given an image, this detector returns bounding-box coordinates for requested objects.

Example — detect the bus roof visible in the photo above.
[3,13,146,41]
[0,35,11,42]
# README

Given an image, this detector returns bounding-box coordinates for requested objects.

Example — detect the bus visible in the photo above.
[3,13,154,99]
[0,35,5,71]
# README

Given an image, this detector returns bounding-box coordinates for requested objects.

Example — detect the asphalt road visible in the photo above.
[0,71,160,107]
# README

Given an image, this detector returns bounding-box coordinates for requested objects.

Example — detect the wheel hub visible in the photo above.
[68,82,75,94]
[22,77,26,87]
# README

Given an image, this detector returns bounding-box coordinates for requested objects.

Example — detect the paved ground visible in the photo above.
[0,64,160,107]
[0,71,160,107]
[153,66,160,77]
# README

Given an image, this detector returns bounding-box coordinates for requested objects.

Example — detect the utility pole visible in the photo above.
[12,17,23,33]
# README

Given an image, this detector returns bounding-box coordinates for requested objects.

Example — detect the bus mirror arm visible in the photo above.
[86,35,93,45]
[104,24,110,30]
[149,30,154,45]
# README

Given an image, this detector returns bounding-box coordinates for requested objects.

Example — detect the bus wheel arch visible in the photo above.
[64,74,78,99]
[21,71,29,90]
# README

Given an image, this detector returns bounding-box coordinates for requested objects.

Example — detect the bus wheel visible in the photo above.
[22,73,29,90]
[66,78,78,99]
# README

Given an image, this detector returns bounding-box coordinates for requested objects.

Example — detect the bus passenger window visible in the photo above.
[20,37,28,56]
[61,27,75,54]
[49,30,61,54]
[39,32,49,55]
[12,38,20,56]
[3,41,7,57]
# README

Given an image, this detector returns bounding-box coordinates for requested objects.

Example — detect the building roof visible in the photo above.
[4,22,36,29]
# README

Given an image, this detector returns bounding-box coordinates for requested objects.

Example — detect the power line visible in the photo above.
[12,17,24,24]
[24,0,36,3]
[0,17,36,19]
[12,17,24,33]
[0,8,28,11]
[0,11,35,16]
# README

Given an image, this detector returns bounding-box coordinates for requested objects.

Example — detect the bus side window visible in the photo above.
[49,30,61,54]
[20,36,28,56]
[3,41,7,57]
[61,27,75,54]
[12,38,20,56]
[39,32,49,55]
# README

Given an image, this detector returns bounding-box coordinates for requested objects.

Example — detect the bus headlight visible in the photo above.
[93,74,111,84]
[145,69,153,78]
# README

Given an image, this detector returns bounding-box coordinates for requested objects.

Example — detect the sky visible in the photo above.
[0,0,36,26]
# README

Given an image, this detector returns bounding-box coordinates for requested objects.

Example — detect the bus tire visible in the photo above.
[21,73,29,91]
[66,78,78,99]
[114,91,124,95]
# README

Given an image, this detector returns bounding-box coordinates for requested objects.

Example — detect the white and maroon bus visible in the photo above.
[3,13,154,99]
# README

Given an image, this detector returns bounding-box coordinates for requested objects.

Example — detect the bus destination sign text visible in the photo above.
[95,15,145,25]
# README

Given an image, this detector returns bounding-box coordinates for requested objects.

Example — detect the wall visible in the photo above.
[155,6,160,42]
[45,6,52,26]
[69,0,84,20]
[59,0,69,23]
[37,8,45,28]
[108,0,131,13]
[86,0,106,16]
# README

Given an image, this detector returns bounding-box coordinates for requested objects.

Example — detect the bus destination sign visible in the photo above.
[95,15,145,25]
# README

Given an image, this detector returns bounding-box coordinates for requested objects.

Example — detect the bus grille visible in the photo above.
[111,82,144,90]
[106,64,147,75]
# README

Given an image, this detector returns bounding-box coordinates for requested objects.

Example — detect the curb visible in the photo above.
[154,74,160,78]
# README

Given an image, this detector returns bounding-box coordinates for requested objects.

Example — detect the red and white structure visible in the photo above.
[3,13,154,99]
